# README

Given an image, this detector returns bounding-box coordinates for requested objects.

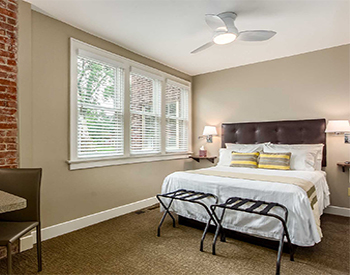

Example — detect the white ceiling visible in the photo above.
[26,0,350,76]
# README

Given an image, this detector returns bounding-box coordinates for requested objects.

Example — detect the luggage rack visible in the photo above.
[156,189,219,252]
[210,197,295,275]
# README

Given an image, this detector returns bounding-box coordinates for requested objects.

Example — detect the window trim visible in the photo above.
[69,38,192,170]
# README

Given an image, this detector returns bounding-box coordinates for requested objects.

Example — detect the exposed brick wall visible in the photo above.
[0,0,18,168]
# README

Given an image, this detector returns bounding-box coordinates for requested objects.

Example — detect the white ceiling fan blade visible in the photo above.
[237,30,276,41]
[191,41,215,54]
[205,14,227,31]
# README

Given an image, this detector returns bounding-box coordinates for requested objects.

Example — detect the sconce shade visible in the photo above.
[203,126,217,136]
[325,120,350,133]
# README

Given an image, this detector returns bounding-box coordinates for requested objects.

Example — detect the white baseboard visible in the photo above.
[324,205,350,217]
[20,196,158,252]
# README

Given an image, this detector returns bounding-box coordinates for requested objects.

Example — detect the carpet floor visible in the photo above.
[0,206,349,275]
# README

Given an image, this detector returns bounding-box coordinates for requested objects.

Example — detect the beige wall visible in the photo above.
[192,44,350,208]
[18,0,349,230]
[18,2,192,228]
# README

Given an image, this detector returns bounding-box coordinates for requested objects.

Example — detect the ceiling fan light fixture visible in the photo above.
[213,32,237,45]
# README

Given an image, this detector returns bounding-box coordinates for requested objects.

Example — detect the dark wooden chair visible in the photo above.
[0,168,42,274]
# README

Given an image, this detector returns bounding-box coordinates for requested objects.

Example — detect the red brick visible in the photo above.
[0,108,16,116]
[0,51,15,60]
[3,137,16,143]
[6,143,16,150]
[7,3,16,12]
[0,165,16,168]
[5,157,16,164]
[0,0,18,166]
[5,30,16,39]
[7,59,15,66]
[0,79,15,87]
[0,151,16,158]
[6,100,15,107]
[0,7,16,19]
[0,71,7,78]
[6,129,16,136]
[6,17,15,25]
[0,114,7,120]
[0,64,16,72]
[7,45,16,53]
[0,123,16,129]
[6,115,15,122]
[6,86,16,94]
[0,89,17,100]
[7,73,15,81]
[0,21,15,32]
[0,36,9,44]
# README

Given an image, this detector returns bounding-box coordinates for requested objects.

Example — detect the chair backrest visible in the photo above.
[0,168,42,222]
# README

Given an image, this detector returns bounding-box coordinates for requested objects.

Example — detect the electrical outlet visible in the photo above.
[348,188,350,197]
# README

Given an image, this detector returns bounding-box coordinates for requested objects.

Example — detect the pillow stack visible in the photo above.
[263,143,324,171]
[218,142,324,171]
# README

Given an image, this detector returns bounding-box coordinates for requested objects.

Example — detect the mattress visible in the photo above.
[161,166,330,247]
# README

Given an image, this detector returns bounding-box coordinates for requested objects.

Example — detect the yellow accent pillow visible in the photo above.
[230,151,259,168]
[258,152,291,170]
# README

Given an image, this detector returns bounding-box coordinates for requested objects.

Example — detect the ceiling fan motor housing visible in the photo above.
[218,12,239,35]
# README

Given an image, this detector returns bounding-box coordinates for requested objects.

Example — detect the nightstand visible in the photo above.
[189,155,217,164]
[337,162,350,172]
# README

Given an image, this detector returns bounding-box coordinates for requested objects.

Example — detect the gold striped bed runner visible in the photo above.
[186,169,322,237]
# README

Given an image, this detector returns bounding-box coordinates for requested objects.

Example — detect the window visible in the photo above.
[69,39,191,170]
[77,55,124,158]
[130,69,162,155]
[165,81,189,153]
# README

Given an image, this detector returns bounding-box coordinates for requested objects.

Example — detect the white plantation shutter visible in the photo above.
[165,81,189,152]
[130,69,162,154]
[77,55,124,158]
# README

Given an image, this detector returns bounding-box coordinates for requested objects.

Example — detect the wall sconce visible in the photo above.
[325,120,350,143]
[199,126,218,143]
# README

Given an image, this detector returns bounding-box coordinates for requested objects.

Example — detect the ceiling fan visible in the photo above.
[191,12,276,54]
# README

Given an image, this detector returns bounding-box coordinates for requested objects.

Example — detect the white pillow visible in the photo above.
[217,143,264,167]
[225,143,265,152]
[217,148,233,167]
[263,144,323,171]
[280,144,324,170]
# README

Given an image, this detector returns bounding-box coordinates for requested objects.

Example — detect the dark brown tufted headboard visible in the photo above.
[221,119,327,167]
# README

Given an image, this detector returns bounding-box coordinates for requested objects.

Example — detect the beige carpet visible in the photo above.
[0,206,348,275]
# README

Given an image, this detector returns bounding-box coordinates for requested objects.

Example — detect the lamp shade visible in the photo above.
[325,120,350,133]
[203,126,217,136]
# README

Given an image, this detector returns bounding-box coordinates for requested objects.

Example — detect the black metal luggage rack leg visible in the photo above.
[210,197,295,275]
[157,189,219,252]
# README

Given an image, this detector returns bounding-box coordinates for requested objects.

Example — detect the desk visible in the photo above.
[0,190,27,214]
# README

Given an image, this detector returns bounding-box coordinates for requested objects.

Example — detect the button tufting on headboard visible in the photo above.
[222,119,327,167]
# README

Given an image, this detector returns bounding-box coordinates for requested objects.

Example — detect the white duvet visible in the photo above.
[161,166,330,247]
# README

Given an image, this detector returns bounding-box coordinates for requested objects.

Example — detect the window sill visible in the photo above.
[67,153,192,170]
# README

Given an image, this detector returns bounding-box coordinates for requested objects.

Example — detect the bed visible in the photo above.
[161,119,330,247]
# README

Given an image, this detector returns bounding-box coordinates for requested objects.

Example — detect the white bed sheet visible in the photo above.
[161,166,330,247]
